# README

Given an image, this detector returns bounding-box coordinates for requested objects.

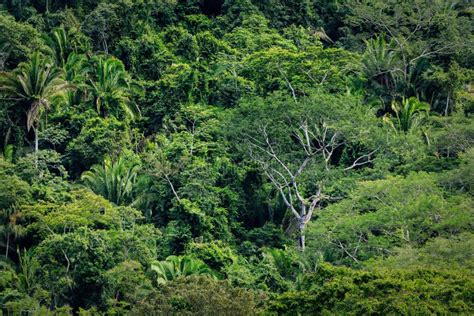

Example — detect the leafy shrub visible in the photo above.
[150,255,218,285]
[132,276,267,315]
[66,117,130,177]
[269,264,474,315]
[185,240,237,273]
[306,172,474,266]
[34,225,160,308]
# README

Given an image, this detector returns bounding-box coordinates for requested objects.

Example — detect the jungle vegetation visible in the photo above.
[0,0,473,314]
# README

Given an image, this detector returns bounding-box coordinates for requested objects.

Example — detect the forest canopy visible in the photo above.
[0,0,473,314]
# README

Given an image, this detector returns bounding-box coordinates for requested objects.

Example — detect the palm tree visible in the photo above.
[0,52,70,153]
[384,97,430,133]
[362,35,399,98]
[150,255,217,285]
[87,57,140,119]
[44,27,89,107]
[45,27,71,68]
[0,207,26,260]
[17,248,40,296]
[63,53,89,107]
[81,156,140,205]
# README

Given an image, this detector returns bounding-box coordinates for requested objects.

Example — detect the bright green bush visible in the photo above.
[132,276,267,315]
[34,225,160,308]
[306,172,474,266]
[269,264,474,315]
[185,240,237,273]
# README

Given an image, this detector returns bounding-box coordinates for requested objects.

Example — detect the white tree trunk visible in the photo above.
[299,229,306,251]
[298,217,306,251]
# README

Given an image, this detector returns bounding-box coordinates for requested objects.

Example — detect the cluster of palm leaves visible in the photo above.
[44,27,76,68]
[264,248,322,283]
[0,26,139,154]
[87,56,140,119]
[384,97,430,133]
[362,35,399,95]
[150,255,218,285]
[81,156,140,206]
[362,35,431,106]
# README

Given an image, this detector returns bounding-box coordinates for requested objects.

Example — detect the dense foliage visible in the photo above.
[0,0,473,314]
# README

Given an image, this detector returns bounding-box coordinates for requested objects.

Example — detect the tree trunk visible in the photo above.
[298,219,306,251]
[299,231,305,251]
[34,127,39,153]
[444,92,451,116]
[5,233,9,260]
[34,127,39,169]
[4,126,11,150]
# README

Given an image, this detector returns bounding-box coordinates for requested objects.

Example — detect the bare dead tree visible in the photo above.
[248,121,377,251]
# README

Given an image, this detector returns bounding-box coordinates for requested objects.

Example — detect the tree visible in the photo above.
[0,52,70,153]
[361,35,399,101]
[35,226,160,309]
[269,263,474,314]
[87,57,140,119]
[81,3,120,53]
[16,248,41,297]
[305,172,473,266]
[0,159,31,259]
[244,94,379,251]
[345,0,473,107]
[45,27,74,68]
[249,123,376,251]
[44,26,91,108]
[81,156,139,206]
[65,116,130,177]
[102,260,152,311]
[0,14,44,70]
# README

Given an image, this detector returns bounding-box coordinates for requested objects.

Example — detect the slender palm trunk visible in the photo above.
[5,233,9,260]
[34,128,39,153]
[444,92,450,116]
[34,127,39,169]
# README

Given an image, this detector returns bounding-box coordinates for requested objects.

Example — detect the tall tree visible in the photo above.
[0,52,70,153]
[240,93,380,251]
[249,122,377,251]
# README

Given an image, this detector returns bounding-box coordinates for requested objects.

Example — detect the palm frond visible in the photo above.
[81,156,140,205]
[150,255,217,285]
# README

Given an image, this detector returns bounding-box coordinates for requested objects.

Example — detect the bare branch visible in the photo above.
[344,148,379,171]
[334,239,360,263]
[266,170,300,219]
[278,68,297,103]
[164,174,181,203]
[305,187,322,224]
